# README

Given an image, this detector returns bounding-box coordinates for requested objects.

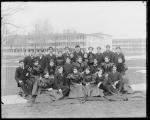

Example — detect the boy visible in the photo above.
[56,51,65,66]
[87,47,95,66]
[113,47,125,64]
[95,47,103,65]
[73,45,83,62]
[90,58,101,74]
[73,56,87,73]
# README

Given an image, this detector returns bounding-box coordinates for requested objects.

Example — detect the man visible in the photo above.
[73,45,83,62]
[103,44,114,63]
[15,60,31,97]
[113,46,125,64]
[62,47,70,61]
[24,49,35,68]
[87,47,95,66]
[36,49,46,74]
[95,47,103,65]
[45,47,56,66]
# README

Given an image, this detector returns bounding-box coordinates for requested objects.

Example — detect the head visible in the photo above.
[83,53,88,59]
[48,47,53,54]
[29,49,34,56]
[77,56,83,63]
[57,51,62,57]
[44,72,49,78]
[66,57,71,64]
[38,49,44,56]
[106,44,110,51]
[93,58,98,64]
[104,56,110,63]
[57,66,63,74]
[19,60,24,68]
[118,57,123,63]
[88,47,93,53]
[34,60,39,66]
[116,47,121,53]
[65,47,70,53]
[75,45,80,52]
[73,67,78,74]
[97,47,101,53]
[97,67,103,75]
[49,60,54,66]
[70,53,74,58]
[85,67,90,74]
[112,65,117,73]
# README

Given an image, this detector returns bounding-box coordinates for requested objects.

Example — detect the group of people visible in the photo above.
[15,44,133,105]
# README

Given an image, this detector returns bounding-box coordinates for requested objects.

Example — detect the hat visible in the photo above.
[116,46,121,49]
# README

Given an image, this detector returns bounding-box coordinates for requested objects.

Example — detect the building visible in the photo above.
[112,38,146,56]
[2,32,112,56]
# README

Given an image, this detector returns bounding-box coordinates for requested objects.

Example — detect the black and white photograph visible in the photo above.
[1,1,146,118]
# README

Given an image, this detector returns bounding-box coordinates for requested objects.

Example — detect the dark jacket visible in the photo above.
[45,65,56,75]
[90,64,101,74]
[93,73,105,84]
[45,54,56,66]
[56,56,65,66]
[88,52,96,65]
[63,63,74,76]
[23,55,35,67]
[113,52,125,64]
[36,55,46,73]
[108,71,122,84]
[95,53,103,65]
[73,51,83,62]
[82,72,94,84]
[73,62,87,73]
[101,62,114,74]
[62,53,70,61]
[102,50,114,62]
[68,72,82,84]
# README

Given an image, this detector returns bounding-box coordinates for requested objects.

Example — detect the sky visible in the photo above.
[2,1,146,38]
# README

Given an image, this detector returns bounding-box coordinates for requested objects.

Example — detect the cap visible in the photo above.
[75,45,80,48]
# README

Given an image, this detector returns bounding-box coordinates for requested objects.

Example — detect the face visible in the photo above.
[112,66,117,72]
[97,48,101,53]
[106,46,110,51]
[78,57,82,63]
[104,57,109,63]
[98,69,103,75]
[48,49,53,54]
[66,58,71,63]
[76,47,80,52]
[58,67,63,73]
[93,59,98,64]
[70,53,74,58]
[34,61,39,66]
[58,51,62,57]
[88,48,93,52]
[49,61,54,66]
[19,62,24,68]
[116,48,121,53]
[65,48,69,53]
[44,73,49,78]
[73,69,78,74]
[118,58,123,63]
[85,68,90,74]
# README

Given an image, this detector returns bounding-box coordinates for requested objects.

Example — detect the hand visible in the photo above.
[48,88,53,91]
[59,89,62,93]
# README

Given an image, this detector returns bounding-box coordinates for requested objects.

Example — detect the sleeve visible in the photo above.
[15,68,20,83]
[122,53,125,63]
[111,51,115,63]
[54,75,60,90]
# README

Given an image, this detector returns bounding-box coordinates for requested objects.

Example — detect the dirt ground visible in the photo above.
[2,92,146,118]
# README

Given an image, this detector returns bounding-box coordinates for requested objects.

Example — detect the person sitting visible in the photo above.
[63,57,74,77]
[101,56,114,75]
[83,52,89,65]
[15,60,31,97]
[82,66,104,100]
[90,58,101,74]
[67,67,85,98]
[45,59,56,75]
[73,56,87,73]
[54,66,70,99]
[87,47,96,66]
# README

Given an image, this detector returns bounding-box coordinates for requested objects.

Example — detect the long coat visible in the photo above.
[95,53,103,65]
[113,52,125,64]
[102,50,114,63]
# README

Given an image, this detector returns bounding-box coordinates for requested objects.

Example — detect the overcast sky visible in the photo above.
[2,1,146,38]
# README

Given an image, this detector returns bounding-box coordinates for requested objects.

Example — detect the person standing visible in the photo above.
[73,45,83,62]
[95,47,103,65]
[103,44,114,63]
[87,47,96,66]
